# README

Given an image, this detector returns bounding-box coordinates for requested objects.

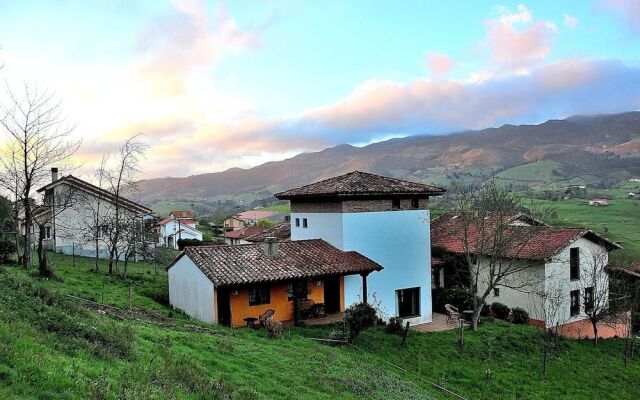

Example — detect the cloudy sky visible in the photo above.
[0,0,638,178]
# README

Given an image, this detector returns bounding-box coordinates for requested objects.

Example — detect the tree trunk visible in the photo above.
[592,320,599,347]
[37,225,52,278]
[22,206,31,268]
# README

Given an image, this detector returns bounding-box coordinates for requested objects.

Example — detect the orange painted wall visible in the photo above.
[228,279,327,327]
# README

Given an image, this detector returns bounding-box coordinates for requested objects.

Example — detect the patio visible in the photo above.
[283,312,346,327]
[412,312,460,333]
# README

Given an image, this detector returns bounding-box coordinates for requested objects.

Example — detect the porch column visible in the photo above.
[361,272,369,304]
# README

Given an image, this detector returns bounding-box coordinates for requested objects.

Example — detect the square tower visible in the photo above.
[276,171,445,325]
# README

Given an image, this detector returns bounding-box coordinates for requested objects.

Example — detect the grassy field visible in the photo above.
[260,203,291,213]
[534,181,640,257]
[0,253,639,399]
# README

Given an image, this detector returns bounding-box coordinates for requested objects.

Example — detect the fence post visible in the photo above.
[128,286,132,310]
[458,319,465,348]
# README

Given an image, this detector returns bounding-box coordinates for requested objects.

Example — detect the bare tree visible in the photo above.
[101,136,147,275]
[446,179,552,330]
[580,250,614,347]
[608,254,640,365]
[0,84,80,270]
[530,281,567,374]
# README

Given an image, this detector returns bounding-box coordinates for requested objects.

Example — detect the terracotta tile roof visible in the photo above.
[275,171,445,199]
[158,216,198,226]
[225,224,265,239]
[235,210,277,221]
[170,210,193,219]
[432,212,620,261]
[245,221,291,243]
[37,175,151,214]
[168,239,383,287]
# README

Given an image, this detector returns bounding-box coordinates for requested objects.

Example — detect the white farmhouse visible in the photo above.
[275,171,446,325]
[432,212,622,338]
[156,210,203,249]
[35,169,153,259]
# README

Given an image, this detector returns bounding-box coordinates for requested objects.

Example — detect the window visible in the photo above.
[295,218,300,227]
[44,227,51,240]
[303,218,308,228]
[392,198,401,210]
[287,283,294,301]
[493,287,500,297]
[570,289,580,317]
[249,285,270,306]
[584,287,594,313]
[96,225,109,238]
[396,287,420,318]
[411,198,420,209]
[570,247,580,280]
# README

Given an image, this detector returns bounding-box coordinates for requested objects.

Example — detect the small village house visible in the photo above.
[168,239,382,326]
[155,210,203,250]
[223,224,264,245]
[222,209,279,232]
[589,198,609,206]
[432,212,623,338]
[32,168,153,259]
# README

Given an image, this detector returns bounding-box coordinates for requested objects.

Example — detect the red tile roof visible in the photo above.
[245,221,291,243]
[224,224,265,239]
[158,217,198,226]
[37,175,151,214]
[235,210,277,221]
[275,171,445,199]
[171,210,194,219]
[168,239,383,287]
[432,212,620,261]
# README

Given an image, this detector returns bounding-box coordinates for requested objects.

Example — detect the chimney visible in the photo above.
[264,237,279,257]
[51,167,59,182]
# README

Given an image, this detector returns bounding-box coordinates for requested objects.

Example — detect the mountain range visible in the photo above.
[137,111,640,211]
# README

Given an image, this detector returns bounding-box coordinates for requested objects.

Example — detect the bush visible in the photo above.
[511,307,529,324]
[491,302,511,320]
[344,302,377,340]
[432,287,474,313]
[264,317,283,339]
[0,239,16,263]
[386,317,405,336]
[480,303,491,317]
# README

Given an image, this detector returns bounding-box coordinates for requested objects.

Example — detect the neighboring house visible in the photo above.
[34,169,153,259]
[222,216,246,232]
[222,210,279,232]
[589,198,609,206]
[276,171,446,325]
[168,239,382,326]
[432,212,622,337]
[245,220,291,243]
[156,210,203,249]
[223,224,264,245]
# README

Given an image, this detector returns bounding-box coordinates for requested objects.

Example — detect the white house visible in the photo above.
[35,169,153,259]
[275,171,446,325]
[156,210,203,249]
[432,212,622,337]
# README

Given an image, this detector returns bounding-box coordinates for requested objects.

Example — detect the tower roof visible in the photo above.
[275,171,446,200]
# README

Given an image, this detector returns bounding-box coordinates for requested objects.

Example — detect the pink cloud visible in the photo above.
[484,7,556,71]
[135,0,261,96]
[426,52,455,79]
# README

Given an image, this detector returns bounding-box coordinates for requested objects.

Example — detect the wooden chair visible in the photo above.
[258,309,275,327]
[445,304,460,324]
[298,299,316,319]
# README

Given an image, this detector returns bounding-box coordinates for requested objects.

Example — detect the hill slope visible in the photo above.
[138,112,640,206]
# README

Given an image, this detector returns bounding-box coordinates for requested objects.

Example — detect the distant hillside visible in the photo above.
[138,111,640,211]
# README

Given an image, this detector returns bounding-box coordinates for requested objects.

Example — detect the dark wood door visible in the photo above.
[324,276,341,313]
[217,288,231,326]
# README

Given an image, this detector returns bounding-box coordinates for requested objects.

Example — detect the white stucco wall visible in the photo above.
[474,258,545,321]
[544,237,609,327]
[291,209,432,325]
[168,255,215,323]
